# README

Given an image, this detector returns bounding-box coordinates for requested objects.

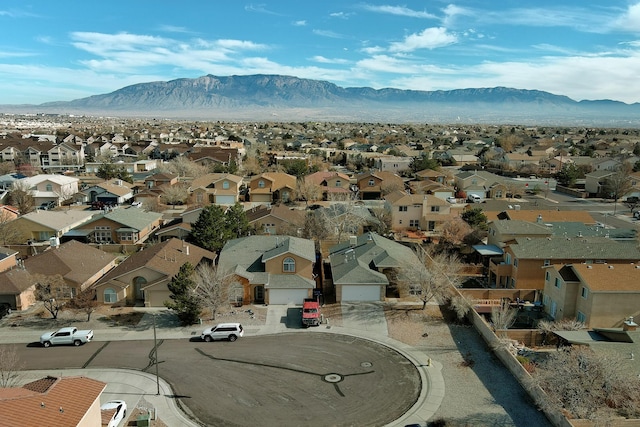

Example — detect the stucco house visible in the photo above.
[217,235,317,305]
[17,174,80,207]
[355,171,404,200]
[543,263,640,328]
[248,172,297,204]
[13,209,96,243]
[64,207,162,244]
[0,376,107,427]
[328,232,418,302]
[188,173,242,206]
[304,171,352,200]
[246,204,305,236]
[93,238,216,306]
[75,179,134,205]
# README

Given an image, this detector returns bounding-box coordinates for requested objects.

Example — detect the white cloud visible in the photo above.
[312,29,344,39]
[361,4,436,19]
[309,56,349,64]
[614,3,640,33]
[329,12,352,19]
[292,20,307,26]
[389,27,457,52]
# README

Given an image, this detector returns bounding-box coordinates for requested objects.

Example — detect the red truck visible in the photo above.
[302,298,321,327]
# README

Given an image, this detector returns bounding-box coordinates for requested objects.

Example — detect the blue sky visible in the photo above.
[2,1,640,105]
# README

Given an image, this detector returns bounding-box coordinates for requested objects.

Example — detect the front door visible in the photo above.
[254,285,265,304]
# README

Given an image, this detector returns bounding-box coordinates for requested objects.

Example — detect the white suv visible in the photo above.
[201,323,244,342]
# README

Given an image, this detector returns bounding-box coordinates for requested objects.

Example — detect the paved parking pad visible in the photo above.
[160,333,422,427]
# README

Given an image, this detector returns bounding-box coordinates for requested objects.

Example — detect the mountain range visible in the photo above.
[4,74,640,126]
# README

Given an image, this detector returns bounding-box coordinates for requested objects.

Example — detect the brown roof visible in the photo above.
[0,268,36,294]
[0,376,106,427]
[305,171,350,186]
[95,238,216,286]
[187,146,239,163]
[24,240,117,287]
[503,209,596,224]
[572,263,640,292]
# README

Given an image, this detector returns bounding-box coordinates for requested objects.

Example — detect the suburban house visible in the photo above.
[0,246,18,273]
[64,208,163,244]
[304,171,352,200]
[487,220,553,248]
[84,159,159,174]
[314,202,379,240]
[217,235,317,305]
[246,204,305,235]
[355,171,404,200]
[75,179,134,205]
[93,238,215,306]
[415,169,452,185]
[186,146,242,169]
[373,156,412,174]
[328,232,418,302]
[188,173,242,206]
[248,172,297,204]
[384,190,456,233]
[488,236,640,290]
[16,240,117,301]
[542,263,640,328]
[0,376,107,427]
[17,174,80,206]
[453,171,488,199]
[13,210,96,243]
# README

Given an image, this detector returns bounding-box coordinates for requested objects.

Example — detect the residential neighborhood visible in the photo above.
[1,114,640,426]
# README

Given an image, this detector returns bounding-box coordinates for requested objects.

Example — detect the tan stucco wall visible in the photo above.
[264,253,314,280]
[77,397,103,427]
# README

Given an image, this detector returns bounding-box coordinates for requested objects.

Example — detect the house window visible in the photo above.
[335,180,342,187]
[514,259,518,267]
[510,278,516,287]
[196,193,203,203]
[399,206,407,212]
[430,206,440,212]
[543,259,551,266]
[399,220,403,224]
[258,180,265,188]
[409,284,422,295]
[409,219,419,227]
[283,257,295,272]
[223,181,230,189]
[45,184,53,192]
[555,278,561,288]
[495,190,503,198]
[368,179,375,186]
[576,312,586,323]
[104,288,117,303]
[581,287,589,299]
[505,254,511,265]
[545,271,550,281]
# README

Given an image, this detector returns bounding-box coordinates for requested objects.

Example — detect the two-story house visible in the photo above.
[17,174,80,207]
[384,190,455,233]
[543,263,640,328]
[304,171,352,200]
[489,236,640,290]
[217,235,317,305]
[188,173,242,206]
[355,171,404,200]
[248,172,297,204]
[246,204,305,236]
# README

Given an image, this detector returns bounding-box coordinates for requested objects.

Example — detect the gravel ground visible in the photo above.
[385,304,552,427]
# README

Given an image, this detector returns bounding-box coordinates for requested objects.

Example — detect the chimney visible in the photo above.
[536,214,543,224]
[623,317,638,332]
[185,245,189,256]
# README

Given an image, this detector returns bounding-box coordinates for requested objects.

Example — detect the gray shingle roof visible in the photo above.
[329,233,418,284]
[94,208,163,231]
[510,236,640,260]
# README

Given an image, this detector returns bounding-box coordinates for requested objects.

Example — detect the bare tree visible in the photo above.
[160,183,190,207]
[369,206,392,237]
[296,178,323,206]
[321,193,368,242]
[193,264,235,320]
[491,302,518,331]
[537,318,586,345]
[534,346,640,422]
[66,288,99,321]
[0,345,24,387]
[8,180,35,214]
[449,294,472,321]
[33,274,69,319]
[602,163,634,215]
[0,209,23,245]
[158,156,208,178]
[380,179,404,196]
[439,217,473,247]
[397,247,463,309]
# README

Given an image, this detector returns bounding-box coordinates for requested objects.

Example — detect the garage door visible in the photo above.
[268,289,309,305]
[341,285,381,302]
[216,195,236,205]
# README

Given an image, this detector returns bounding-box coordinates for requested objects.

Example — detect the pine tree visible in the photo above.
[224,203,250,239]
[165,262,202,325]
[188,205,228,252]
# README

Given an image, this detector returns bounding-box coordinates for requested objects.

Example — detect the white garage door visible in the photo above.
[268,289,309,305]
[216,195,236,205]
[341,285,381,302]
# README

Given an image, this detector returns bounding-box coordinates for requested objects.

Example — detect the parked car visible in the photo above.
[200,323,244,342]
[0,303,12,319]
[40,326,94,347]
[38,201,56,210]
[446,196,457,204]
[101,400,127,427]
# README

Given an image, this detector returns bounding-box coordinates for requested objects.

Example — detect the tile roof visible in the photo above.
[0,376,106,427]
[509,236,640,260]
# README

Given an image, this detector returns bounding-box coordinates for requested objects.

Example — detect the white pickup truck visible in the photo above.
[40,326,94,347]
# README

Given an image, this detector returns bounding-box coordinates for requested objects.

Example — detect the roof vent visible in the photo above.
[349,235,358,246]
[608,265,614,269]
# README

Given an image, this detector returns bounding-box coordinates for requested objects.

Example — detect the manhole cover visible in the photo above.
[323,373,343,383]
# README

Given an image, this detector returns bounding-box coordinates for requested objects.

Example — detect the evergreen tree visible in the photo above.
[188,205,228,252]
[461,207,488,231]
[225,202,250,239]
[555,163,580,187]
[165,262,202,325]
